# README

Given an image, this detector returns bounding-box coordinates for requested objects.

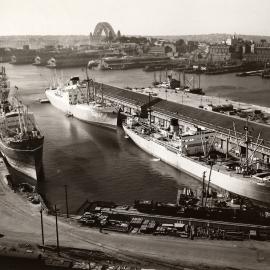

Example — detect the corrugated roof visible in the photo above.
[94,83,270,147]
[153,100,270,147]
[96,83,152,106]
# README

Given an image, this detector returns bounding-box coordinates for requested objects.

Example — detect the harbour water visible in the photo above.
[3,63,270,212]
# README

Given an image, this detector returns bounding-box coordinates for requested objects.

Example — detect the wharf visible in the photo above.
[77,200,270,241]
[100,207,270,234]
[95,82,270,148]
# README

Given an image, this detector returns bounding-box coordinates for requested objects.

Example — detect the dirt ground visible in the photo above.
[0,172,270,270]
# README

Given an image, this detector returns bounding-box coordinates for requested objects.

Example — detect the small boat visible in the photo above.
[66,112,73,117]
[39,98,50,104]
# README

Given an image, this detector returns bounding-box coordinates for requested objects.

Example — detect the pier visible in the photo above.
[94,82,270,166]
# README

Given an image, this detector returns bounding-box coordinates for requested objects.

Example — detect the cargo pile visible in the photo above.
[77,201,270,241]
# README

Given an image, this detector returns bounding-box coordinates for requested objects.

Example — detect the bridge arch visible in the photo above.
[92,22,116,41]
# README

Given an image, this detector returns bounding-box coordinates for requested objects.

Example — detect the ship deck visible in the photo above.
[128,125,270,188]
[190,155,270,188]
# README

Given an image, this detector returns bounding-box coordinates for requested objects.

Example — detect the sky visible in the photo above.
[1,0,270,36]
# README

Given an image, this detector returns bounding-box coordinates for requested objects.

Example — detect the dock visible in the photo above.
[93,82,270,163]
[77,201,270,241]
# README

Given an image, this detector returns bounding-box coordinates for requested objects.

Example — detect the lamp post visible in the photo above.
[40,208,45,247]
[64,185,69,218]
[54,205,60,256]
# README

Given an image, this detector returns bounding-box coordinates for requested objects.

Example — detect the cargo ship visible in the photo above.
[45,76,119,128]
[10,46,37,65]
[0,48,12,63]
[45,50,119,69]
[98,55,170,70]
[0,71,44,182]
[123,116,270,205]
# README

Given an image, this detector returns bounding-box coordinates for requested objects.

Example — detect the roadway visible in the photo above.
[0,178,270,270]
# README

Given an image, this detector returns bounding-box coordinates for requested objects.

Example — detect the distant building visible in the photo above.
[207,44,231,63]
[226,38,232,46]
[147,46,166,56]
[154,39,166,46]
[120,43,139,55]
[23,44,30,50]
[186,41,199,53]
[243,41,270,63]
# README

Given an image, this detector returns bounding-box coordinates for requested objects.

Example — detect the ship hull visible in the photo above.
[45,89,118,129]
[123,126,270,204]
[0,138,44,183]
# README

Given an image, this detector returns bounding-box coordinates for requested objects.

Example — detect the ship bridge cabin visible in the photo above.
[179,128,215,156]
[163,118,215,156]
[138,115,215,156]
[0,111,37,135]
[62,77,87,105]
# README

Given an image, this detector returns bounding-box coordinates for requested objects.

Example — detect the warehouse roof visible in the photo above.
[96,83,270,147]
[98,83,157,106]
[153,100,270,147]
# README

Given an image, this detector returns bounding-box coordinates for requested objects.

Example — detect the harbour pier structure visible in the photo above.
[92,82,270,203]
[94,82,270,166]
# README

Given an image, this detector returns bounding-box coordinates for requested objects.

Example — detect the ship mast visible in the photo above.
[13,86,28,135]
[17,104,24,135]
[85,61,91,104]
[244,117,250,173]
[148,92,152,128]
[100,83,104,104]
[93,79,96,101]
[201,171,206,206]
[22,104,28,134]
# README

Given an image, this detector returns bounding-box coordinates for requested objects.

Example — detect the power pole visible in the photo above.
[148,93,152,128]
[40,208,45,247]
[245,117,249,174]
[64,185,69,218]
[205,161,214,207]
[54,205,60,256]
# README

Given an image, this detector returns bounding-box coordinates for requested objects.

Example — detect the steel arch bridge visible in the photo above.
[92,22,116,41]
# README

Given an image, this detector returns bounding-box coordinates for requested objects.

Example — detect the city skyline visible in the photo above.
[1,0,270,36]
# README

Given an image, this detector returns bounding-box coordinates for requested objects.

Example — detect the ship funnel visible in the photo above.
[70,76,80,85]
[170,118,179,134]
